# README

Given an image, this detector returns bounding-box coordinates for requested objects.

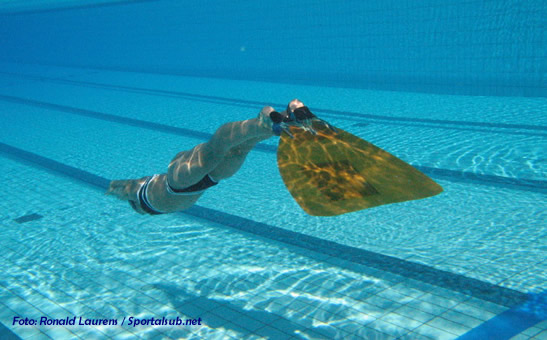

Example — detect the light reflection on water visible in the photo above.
[2,214,416,339]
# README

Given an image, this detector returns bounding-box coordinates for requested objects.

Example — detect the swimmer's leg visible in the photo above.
[106,106,275,205]
[209,137,264,181]
[167,106,275,189]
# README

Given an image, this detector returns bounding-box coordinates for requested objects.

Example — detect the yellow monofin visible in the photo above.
[277,121,443,216]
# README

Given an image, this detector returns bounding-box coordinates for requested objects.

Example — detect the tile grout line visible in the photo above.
[4,206,335,338]
[0,141,530,309]
[2,237,180,340]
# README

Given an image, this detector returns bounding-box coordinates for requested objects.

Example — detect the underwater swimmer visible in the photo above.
[106,99,323,215]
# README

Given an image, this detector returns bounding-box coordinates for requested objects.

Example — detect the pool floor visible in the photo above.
[0,63,545,339]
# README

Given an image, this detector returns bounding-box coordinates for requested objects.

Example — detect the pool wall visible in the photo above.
[0,0,544,96]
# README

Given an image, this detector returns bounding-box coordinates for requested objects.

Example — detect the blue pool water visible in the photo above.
[0,1,546,339]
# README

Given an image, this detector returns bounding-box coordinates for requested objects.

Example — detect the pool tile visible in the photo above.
[405,299,448,316]
[413,323,460,340]
[393,304,436,324]
[301,326,340,340]
[380,311,424,331]
[173,301,208,318]
[419,292,460,309]
[254,325,293,339]
[1,296,43,321]
[450,301,497,321]
[427,316,471,337]
[365,294,403,313]
[284,299,314,315]
[367,318,411,337]
[349,300,390,320]
[440,308,484,329]
[391,282,427,299]
[520,326,541,337]
[190,299,224,314]
[210,305,246,321]
[40,325,82,339]
[331,318,372,337]
[310,307,336,324]
[162,328,194,340]
[377,288,416,304]
[464,297,507,315]
[531,329,547,340]
[200,312,229,329]
[74,325,127,339]
[397,332,436,340]
[230,313,266,333]
[351,326,393,340]
[10,325,42,340]
[524,325,546,337]
[531,319,547,331]
[21,330,53,340]
[431,286,472,304]
[510,334,532,340]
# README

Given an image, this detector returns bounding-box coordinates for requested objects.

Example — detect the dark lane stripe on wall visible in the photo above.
[0,141,529,308]
[0,94,276,154]
[0,94,545,193]
[1,70,545,132]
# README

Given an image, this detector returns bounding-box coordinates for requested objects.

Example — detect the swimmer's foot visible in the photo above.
[106,178,149,214]
[257,101,306,138]
[257,99,336,138]
[285,99,337,134]
[106,178,146,202]
[257,106,277,132]
[257,105,293,137]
